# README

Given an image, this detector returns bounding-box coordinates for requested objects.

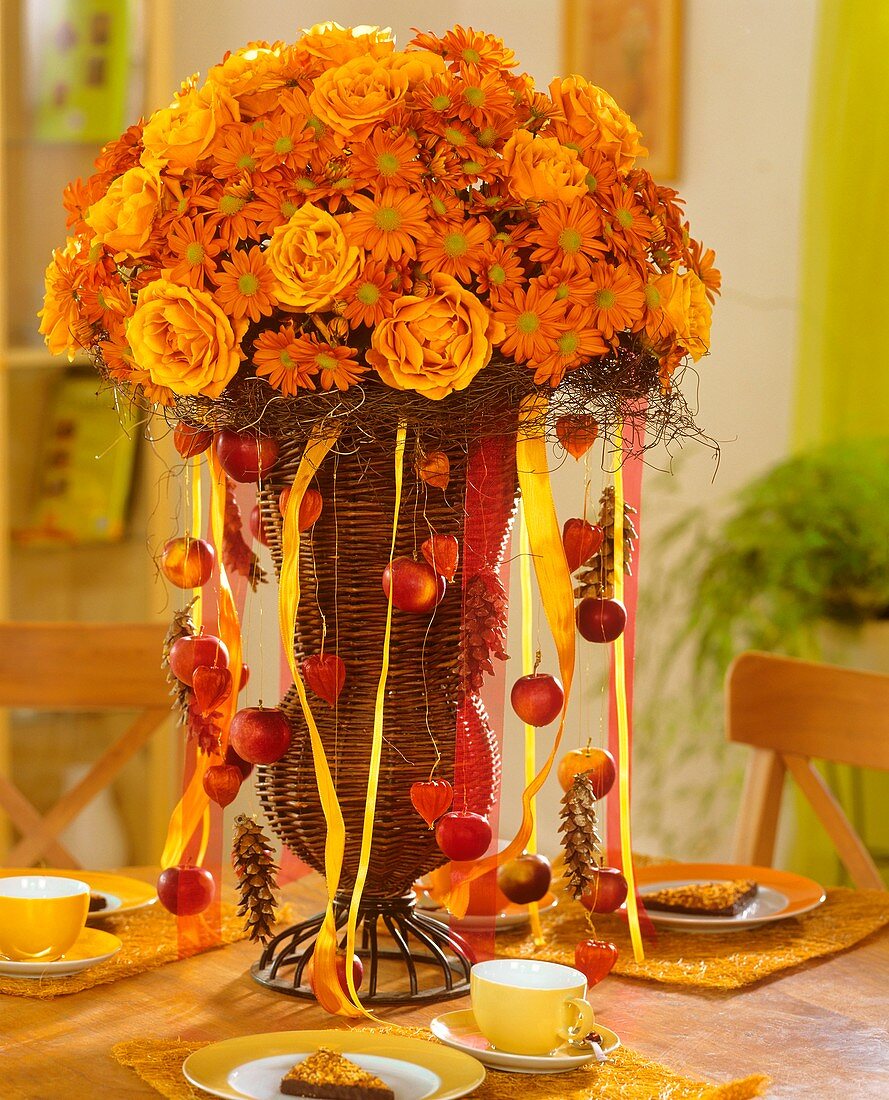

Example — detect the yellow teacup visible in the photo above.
[471,958,595,1056]
[0,875,90,961]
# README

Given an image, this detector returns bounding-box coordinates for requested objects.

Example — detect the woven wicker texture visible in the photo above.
[0,901,291,1000]
[498,887,889,989]
[112,1025,769,1099]
[256,426,517,900]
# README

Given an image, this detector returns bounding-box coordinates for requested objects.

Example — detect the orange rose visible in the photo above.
[308,55,409,139]
[39,239,85,357]
[85,166,162,257]
[655,270,712,362]
[388,49,447,84]
[367,273,505,400]
[549,75,647,171]
[265,203,361,312]
[297,22,395,67]
[127,280,244,398]
[205,43,289,116]
[502,130,588,205]
[141,82,239,171]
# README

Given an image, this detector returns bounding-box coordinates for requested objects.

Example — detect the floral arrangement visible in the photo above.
[41,22,719,417]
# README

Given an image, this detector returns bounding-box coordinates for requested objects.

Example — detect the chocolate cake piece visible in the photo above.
[280,1048,394,1099]
[88,892,108,912]
[643,879,758,917]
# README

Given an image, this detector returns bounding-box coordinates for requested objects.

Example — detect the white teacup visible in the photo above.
[471,958,595,1056]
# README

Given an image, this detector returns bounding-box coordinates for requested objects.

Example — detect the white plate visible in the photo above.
[0,927,121,978]
[638,880,791,932]
[183,1031,485,1100]
[430,1009,620,1075]
[418,892,558,931]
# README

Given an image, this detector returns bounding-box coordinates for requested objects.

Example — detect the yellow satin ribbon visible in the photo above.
[519,504,543,944]
[343,420,407,1012]
[445,394,575,916]
[277,425,361,1017]
[191,453,203,631]
[612,425,644,964]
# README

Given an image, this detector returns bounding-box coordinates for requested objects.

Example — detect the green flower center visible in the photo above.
[558,227,582,253]
[554,284,570,301]
[357,282,381,305]
[281,200,298,217]
[316,353,337,371]
[220,194,245,215]
[237,153,256,169]
[594,288,616,309]
[585,172,598,193]
[280,350,294,368]
[489,263,506,285]
[462,160,483,175]
[431,94,451,111]
[296,177,314,192]
[462,47,481,63]
[186,242,204,265]
[477,126,498,148]
[557,332,579,355]
[644,284,661,308]
[274,135,294,155]
[443,232,467,258]
[431,196,448,216]
[377,152,400,176]
[464,86,485,108]
[444,127,466,146]
[237,272,259,295]
[516,311,540,335]
[616,208,634,229]
[375,206,402,232]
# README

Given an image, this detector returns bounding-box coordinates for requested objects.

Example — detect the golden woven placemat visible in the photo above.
[112,1025,769,1099]
[499,887,889,989]
[0,902,292,1000]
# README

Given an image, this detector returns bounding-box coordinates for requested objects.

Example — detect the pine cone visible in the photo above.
[162,598,198,724]
[460,568,509,696]
[559,773,603,900]
[222,475,266,591]
[575,486,638,600]
[232,814,280,944]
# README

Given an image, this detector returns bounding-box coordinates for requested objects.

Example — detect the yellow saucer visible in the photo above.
[0,868,156,920]
[0,927,121,978]
[184,1030,486,1100]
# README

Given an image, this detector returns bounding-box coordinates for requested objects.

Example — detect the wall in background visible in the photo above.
[168,1,819,860]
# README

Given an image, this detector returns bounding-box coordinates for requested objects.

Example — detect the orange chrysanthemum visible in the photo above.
[349,127,425,191]
[164,214,224,289]
[491,282,565,364]
[530,304,609,386]
[450,64,514,127]
[685,232,722,303]
[255,112,314,172]
[290,334,367,391]
[212,246,277,322]
[602,186,657,256]
[253,323,318,395]
[476,240,525,302]
[340,260,399,327]
[191,182,258,251]
[347,187,431,261]
[209,122,259,179]
[587,262,646,340]
[418,217,491,283]
[414,26,518,71]
[251,173,310,235]
[527,198,607,273]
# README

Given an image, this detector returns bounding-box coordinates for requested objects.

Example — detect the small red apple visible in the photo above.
[169,634,229,686]
[435,811,492,862]
[173,422,213,458]
[215,429,279,482]
[239,664,250,691]
[202,763,242,808]
[278,486,323,531]
[382,556,446,614]
[306,951,364,996]
[249,504,269,547]
[510,673,564,726]
[574,939,619,986]
[557,747,616,798]
[576,597,627,643]
[160,536,215,588]
[229,706,292,764]
[156,865,215,915]
[580,867,628,914]
[224,742,254,781]
[497,852,552,905]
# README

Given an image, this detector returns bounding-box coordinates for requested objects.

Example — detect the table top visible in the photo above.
[1,871,887,1099]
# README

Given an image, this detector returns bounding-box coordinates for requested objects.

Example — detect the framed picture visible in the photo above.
[563,0,683,179]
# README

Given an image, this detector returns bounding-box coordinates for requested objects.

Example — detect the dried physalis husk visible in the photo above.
[421,534,459,581]
[418,451,450,490]
[556,415,599,460]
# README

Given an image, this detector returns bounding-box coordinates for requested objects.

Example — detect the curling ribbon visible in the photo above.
[191,453,203,630]
[160,448,244,871]
[519,503,543,944]
[611,420,645,964]
[343,420,407,1014]
[277,424,358,1016]
[445,393,575,916]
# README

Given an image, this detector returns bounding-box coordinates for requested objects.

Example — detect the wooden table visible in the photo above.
[1,872,887,1098]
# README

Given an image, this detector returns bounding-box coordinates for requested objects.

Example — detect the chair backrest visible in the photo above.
[0,622,170,709]
[727,650,888,890]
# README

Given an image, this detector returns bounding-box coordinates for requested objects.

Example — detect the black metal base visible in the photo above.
[251,892,475,1004]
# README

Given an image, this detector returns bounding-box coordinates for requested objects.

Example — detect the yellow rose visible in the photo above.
[265,203,360,312]
[502,130,588,205]
[85,167,162,257]
[367,273,505,400]
[298,22,395,67]
[141,82,239,171]
[127,280,244,398]
[205,43,289,116]
[655,270,712,362]
[549,75,647,171]
[388,49,447,84]
[308,55,409,138]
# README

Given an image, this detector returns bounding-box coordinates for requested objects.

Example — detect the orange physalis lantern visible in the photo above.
[410,778,454,828]
[302,653,347,706]
[556,415,599,460]
[562,518,604,573]
[418,451,450,490]
[421,534,459,581]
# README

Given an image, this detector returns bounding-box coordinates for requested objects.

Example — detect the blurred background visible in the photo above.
[0,0,885,885]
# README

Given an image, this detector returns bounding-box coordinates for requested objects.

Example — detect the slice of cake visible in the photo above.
[643,879,758,917]
[280,1048,394,1099]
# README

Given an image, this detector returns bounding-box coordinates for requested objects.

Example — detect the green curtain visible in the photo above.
[792,0,889,886]
[793,0,889,447]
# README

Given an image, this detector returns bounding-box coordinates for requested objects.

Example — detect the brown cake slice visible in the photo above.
[643,879,758,917]
[280,1048,394,1099]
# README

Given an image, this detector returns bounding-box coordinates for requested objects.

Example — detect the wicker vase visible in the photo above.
[252,423,518,1003]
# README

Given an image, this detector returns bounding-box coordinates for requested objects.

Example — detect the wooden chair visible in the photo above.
[0,621,170,867]
[728,650,889,890]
